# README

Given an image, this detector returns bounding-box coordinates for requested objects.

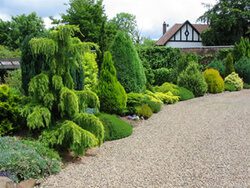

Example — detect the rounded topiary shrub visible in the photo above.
[203,68,224,93]
[177,62,207,97]
[97,51,127,114]
[235,57,250,84]
[224,72,243,91]
[110,31,146,93]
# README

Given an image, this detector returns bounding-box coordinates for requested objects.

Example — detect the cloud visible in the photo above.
[0,0,216,39]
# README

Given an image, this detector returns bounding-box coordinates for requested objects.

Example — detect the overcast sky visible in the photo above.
[0,0,216,39]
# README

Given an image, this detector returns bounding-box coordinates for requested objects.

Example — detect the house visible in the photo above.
[156,20,209,48]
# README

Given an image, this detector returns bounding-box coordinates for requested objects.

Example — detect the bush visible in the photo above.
[224,53,235,77]
[224,72,243,91]
[0,85,23,136]
[154,82,194,101]
[207,59,225,78]
[126,92,163,114]
[235,57,250,84]
[82,52,98,91]
[110,31,146,93]
[203,68,224,93]
[145,90,179,104]
[177,62,207,97]
[153,68,172,86]
[0,137,61,182]
[97,113,133,141]
[135,104,153,119]
[233,37,250,61]
[0,45,21,59]
[243,83,250,89]
[4,70,24,94]
[97,51,127,114]
[225,83,237,92]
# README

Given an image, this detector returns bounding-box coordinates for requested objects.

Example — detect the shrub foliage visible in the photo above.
[224,72,243,91]
[203,68,224,93]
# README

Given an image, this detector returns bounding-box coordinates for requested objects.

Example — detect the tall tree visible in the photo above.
[110,12,141,43]
[0,12,45,50]
[198,0,250,45]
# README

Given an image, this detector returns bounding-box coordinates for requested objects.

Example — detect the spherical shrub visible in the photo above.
[235,57,250,84]
[135,104,153,119]
[224,72,243,91]
[203,68,224,93]
[177,62,207,97]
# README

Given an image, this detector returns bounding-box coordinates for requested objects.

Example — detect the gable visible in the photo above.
[169,21,201,42]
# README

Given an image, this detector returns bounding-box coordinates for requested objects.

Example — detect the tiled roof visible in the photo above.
[156,21,209,46]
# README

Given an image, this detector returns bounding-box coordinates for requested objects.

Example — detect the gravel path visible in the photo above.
[42,90,250,188]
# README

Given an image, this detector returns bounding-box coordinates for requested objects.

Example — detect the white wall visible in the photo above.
[166,41,203,48]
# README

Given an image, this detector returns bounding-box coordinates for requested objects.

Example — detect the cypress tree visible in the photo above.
[225,53,235,77]
[97,51,127,114]
[110,31,146,93]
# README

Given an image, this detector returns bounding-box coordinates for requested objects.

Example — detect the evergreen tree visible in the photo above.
[224,53,235,76]
[21,25,103,156]
[110,31,146,93]
[97,51,127,114]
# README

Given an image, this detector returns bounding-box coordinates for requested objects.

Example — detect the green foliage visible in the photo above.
[224,83,237,92]
[140,57,155,86]
[52,75,64,91]
[59,87,79,119]
[153,92,179,104]
[74,113,104,145]
[4,70,23,94]
[0,85,23,136]
[97,51,127,114]
[243,83,250,89]
[177,62,208,97]
[233,37,250,61]
[97,113,133,141]
[235,57,250,83]
[207,59,226,77]
[198,0,249,45]
[29,38,57,58]
[0,12,45,50]
[224,72,243,91]
[110,31,146,93]
[144,95,162,113]
[28,73,50,102]
[135,104,153,119]
[0,137,61,182]
[82,52,98,90]
[224,53,235,77]
[137,46,182,69]
[154,82,194,101]
[40,120,98,156]
[203,68,224,93]
[75,90,100,113]
[0,45,21,58]
[153,68,172,86]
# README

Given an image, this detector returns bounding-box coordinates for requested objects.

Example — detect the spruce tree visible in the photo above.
[97,51,127,114]
[110,31,146,93]
[224,53,235,77]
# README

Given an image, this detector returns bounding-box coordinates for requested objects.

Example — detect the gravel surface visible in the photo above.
[41,90,250,188]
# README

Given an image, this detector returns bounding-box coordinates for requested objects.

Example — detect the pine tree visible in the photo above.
[110,31,146,93]
[97,51,127,114]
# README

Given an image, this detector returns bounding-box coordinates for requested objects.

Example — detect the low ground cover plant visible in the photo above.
[96,113,133,141]
[0,137,61,182]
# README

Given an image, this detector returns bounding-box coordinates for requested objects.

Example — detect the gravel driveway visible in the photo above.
[42,90,250,188]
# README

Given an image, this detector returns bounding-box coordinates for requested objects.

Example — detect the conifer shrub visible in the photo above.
[97,51,127,114]
[74,113,104,145]
[82,52,98,90]
[110,31,146,93]
[243,83,250,89]
[96,113,133,141]
[20,25,103,156]
[0,137,61,182]
[144,95,162,113]
[224,53,235,77]
[153,68,173,86]
[154,92,179,104]
[207,59,225,77]
[235,57,250,84]
[203,68,224,93]
[177,62,207,97]
[135,104,153,119]
[224,72,243,91]
[154,82,194,101]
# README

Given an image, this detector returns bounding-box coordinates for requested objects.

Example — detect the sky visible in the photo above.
[0,0,216,40]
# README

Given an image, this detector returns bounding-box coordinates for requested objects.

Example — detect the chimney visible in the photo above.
[163,21,167,35]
